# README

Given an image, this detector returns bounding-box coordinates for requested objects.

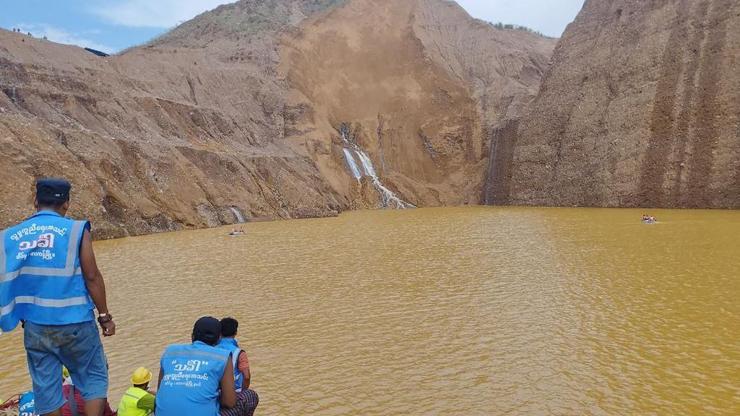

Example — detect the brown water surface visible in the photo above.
[1,207,739,414]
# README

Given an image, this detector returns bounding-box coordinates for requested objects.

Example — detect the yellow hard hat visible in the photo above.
[131,367,152,385]
[62,366,70,379]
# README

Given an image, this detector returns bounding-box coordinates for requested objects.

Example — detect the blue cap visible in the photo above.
[36,178,71,203]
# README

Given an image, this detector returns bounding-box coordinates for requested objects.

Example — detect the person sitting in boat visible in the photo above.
[642,214,657,223]
[117,367,156,416]
[155,317,236,416]
[217,317,259,416]
[229,227,245,236]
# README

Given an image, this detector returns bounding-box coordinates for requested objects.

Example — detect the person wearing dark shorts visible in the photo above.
[1,178,116,416]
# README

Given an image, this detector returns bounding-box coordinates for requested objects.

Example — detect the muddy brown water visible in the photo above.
[1,207,739,415]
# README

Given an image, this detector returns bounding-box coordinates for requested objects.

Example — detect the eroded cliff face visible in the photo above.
[498,0,740,208]
[281,0,554,207]
[0,0,555,237]
[0,0,349,238]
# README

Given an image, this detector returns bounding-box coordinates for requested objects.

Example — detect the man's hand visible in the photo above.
[100,319,116,336]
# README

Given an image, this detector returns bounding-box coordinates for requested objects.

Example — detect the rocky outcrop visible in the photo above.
[498,0,740,208]
[0,0,555,237]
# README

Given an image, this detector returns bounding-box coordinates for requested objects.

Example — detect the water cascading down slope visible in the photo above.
[229,207,246,223]
[338,125,415,209]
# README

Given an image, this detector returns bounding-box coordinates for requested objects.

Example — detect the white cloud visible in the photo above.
[92,0,236,28]
[17,23,115,53]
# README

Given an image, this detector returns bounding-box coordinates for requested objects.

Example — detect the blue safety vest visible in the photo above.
[18,391,35,416]
[217,337,244,392]
[155,341,231,416]
[0,211,94,332]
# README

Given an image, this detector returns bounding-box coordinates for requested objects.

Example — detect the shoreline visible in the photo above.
[89,204,740,242]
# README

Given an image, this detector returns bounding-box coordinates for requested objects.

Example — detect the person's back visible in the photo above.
[1,207,92,328]
[216,317,259,416]
[0,178,116,416]
[155,317,236,416]
[117,386,152,416]
[117,367,155,416]
[216,337,245,392]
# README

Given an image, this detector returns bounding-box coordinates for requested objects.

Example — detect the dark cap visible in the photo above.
[192,316,221,346]
[36,178,71,203]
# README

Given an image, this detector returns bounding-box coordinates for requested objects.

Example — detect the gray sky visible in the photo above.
[456,0,586,37]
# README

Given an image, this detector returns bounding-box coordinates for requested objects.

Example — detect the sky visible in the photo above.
[0,0,586,54]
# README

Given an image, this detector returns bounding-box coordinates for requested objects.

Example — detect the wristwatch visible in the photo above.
[97,313,113,324]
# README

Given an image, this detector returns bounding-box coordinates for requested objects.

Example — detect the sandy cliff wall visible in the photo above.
[0,0,555,237]
[500,0,740,208]
[0,1,348,238]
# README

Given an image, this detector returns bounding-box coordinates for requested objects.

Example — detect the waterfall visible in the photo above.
[355,150,376,177]
[354,150,414,208]
[229,207,246,224]
[343,148,363,181]
[338,123,414,209]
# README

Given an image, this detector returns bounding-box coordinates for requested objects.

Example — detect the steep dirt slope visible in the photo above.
[0,1,349,238]
[499,0,740,208]
[0,0,555,237]
[281,0,555,207]
[413,1,554,125]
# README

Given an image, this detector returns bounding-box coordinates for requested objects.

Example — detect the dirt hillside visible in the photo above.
[0,0,555,237]
[281,0,554,208]
[496,0,740,208]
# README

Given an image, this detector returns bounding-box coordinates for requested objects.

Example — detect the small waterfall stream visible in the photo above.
[339,125,414,209]
[342,148,363,181]
[354,150,414,209]
[229,207,246,223]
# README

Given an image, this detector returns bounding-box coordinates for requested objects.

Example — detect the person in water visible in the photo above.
[0,178,116,416]
[218,318,259,416]
[117,367,156,416]
[155,317,237,416]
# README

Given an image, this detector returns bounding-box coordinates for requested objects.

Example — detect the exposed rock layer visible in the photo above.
[500,0,740,208]
[0,0,554,237]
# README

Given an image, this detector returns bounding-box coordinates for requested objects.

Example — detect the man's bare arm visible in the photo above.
[241,352,251,389]
[236,350,251,389]
[243,367,251,390]
[79,229,115,336]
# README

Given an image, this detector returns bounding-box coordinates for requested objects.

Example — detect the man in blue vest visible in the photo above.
[217,317,259,416]
[1,178,116,416]
[156,317,236,416]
